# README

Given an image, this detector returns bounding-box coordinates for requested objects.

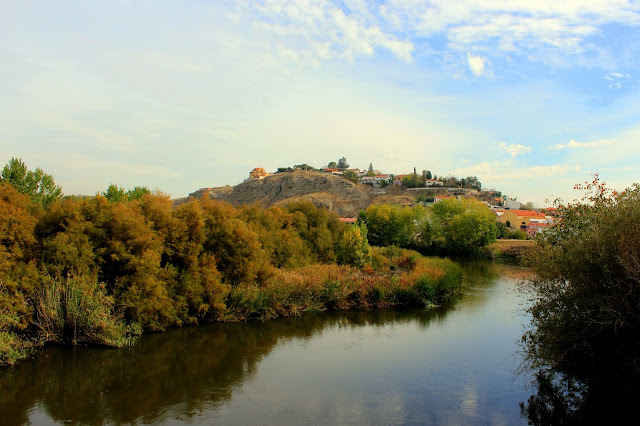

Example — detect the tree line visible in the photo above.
[1,158,464,365]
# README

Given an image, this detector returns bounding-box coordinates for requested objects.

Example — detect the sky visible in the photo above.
[1,0,639,205]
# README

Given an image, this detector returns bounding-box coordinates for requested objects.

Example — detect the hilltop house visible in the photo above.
[249,167,270,179]
[425,179,443,187]
[361,174,391,186]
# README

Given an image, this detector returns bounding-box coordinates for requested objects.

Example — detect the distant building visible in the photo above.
[361,175,391,186]
[425,179,443,187]
[249,167,270,179]
[498,210,547,231]
[503,197,522,210]
[527,222,549,237]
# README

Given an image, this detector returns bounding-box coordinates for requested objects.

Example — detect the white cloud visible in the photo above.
[498,142,531,157]
[550,139,615,149]
[467,53,492,77]
[232,1,640,73]
[247,1,414,62]
[453,161,575,180]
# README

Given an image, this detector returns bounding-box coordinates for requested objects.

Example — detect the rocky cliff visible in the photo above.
[182,170,447,217]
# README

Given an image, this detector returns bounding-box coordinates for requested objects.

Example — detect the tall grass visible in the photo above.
[224,250,464,321]
[33,275,140,347]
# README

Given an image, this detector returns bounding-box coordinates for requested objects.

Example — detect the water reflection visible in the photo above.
[0,309,451,425]
[521,369,640,425]
[0,261,531,425]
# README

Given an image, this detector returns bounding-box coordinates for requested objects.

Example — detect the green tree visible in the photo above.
[402,173,426,188]
[431,198,497,254]
[523,176,640,379]
[327,161,337,169]
[357,204,427,248]
[337,157,349,170]
[342,170,359,184]
[366,163,375,177]
[1,157,62,208]
[102,184,127,203]
[336,223,371,267]
[426,170,432,180]
[127,186,151,201]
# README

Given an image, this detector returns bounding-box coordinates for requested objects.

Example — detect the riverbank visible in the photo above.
[1,247,464,366]
[487,239,535,261]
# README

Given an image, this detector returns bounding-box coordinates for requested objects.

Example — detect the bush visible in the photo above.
[523,176,640,378]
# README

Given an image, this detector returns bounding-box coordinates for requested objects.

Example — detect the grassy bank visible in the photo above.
[224,249,464,321]
[487,239,535,262]
[1,248,463,366]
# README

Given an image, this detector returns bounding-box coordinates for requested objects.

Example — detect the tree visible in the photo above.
[101,184,151,202]
[337,157,349,170]
[402,173,426,188]
[127,186,151,201]
[357,204,427,248]
[336,223,371,267]
[342,170,359,184]
[101,184,126,203]
[431,198,498,254]
[523,176,640,380]
[368,163,374,172]
[1,157,62,208]
[327,161,337,169]
[426,170,432,180]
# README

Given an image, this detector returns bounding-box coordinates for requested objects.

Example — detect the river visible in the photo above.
[0,261,534,425]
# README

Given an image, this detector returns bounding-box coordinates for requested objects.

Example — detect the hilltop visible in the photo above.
[178,170,456,217]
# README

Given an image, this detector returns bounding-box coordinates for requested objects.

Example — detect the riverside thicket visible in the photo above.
[1,170,463,365]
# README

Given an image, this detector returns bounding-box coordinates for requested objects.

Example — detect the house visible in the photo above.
[360,175,391,186]
[498,210,547,231]
[393,174,409,185]
[425,179,443,187]
[503,197,522,210]
[339,217,357,225]
[527,222,549,237]
[323,168,343,175]
[249,167,270,179]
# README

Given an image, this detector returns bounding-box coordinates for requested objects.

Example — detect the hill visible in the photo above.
[178,170,450,217]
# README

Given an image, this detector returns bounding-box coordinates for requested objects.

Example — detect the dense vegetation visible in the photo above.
[357,198,498,256]
[0,159,465,366]
[521,176,640,418]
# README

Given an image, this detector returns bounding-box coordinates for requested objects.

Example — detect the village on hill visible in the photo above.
[242,157,557,239]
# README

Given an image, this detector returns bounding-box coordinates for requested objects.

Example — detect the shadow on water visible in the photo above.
[520,368,640,425]
[0,308,451,425]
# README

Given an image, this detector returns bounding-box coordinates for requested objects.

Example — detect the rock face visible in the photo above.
[186,171,371,217]
[183,170,450,217]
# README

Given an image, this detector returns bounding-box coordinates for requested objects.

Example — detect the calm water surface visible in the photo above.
[0,261,534,425]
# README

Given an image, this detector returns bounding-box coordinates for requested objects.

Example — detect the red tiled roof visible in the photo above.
[339,218,357,224]
[508,210,546,218]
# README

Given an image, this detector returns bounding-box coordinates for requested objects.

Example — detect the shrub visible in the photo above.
[523,176,640,378]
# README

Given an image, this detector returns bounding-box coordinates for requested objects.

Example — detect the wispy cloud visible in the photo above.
[246,1,414,62]
[453,161,576,180]
[498,142,531,157]
[245,1,640,71]
[603,71,631,89]
[550,139,615,150]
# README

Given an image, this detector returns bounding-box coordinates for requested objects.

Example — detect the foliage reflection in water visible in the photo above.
[0,261,533,425]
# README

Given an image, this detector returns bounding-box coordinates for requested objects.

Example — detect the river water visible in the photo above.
[0,261,534,425]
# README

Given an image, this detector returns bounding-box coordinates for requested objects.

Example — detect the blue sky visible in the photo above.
[1,0,639,205]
